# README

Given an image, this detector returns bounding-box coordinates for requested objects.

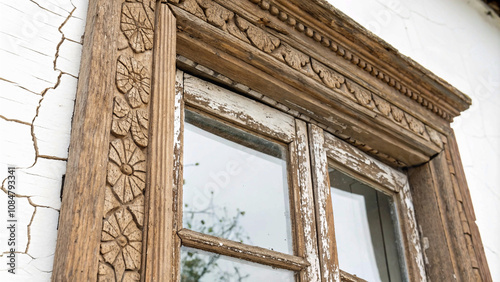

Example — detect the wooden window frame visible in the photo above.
[173,72,321,280]
[52,0,492,281]
[309,126,426,281]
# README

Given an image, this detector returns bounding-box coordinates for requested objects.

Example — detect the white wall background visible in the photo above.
[0,0,497,280]
[329,0,500,279]
[0,0,87,280]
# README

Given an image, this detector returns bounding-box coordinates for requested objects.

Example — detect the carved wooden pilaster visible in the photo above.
[143,4,178,281]
[53,0,169,281]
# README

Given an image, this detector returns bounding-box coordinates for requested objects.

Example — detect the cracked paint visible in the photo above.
[0,0,88,279]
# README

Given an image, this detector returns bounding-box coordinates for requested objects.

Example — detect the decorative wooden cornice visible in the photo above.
[245,0,466,122]
[168,0,452,166]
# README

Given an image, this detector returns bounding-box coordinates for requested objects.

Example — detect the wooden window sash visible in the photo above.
[309,124,427,282]
[172,72,323,281]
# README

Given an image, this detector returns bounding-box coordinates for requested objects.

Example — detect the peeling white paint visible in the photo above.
[0,0,88,279]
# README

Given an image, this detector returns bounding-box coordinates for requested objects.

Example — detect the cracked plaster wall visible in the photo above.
[0,0,498,280]
[0,0,87,280]
[330,0,500,279]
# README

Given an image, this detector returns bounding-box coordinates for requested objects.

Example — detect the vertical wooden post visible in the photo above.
[144,3,177,281]
[308,124,341,282]
[408,150,475,281]
[52,0,121,280]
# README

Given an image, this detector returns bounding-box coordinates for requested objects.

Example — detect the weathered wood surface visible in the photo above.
[178,229,309,272]
[183,73,296,142]
[396,182,427,281]
[52,0,122,280]
[294,120,322,281]
[273,0,471,119]
[144,4,177,281]
[308,124,340,282]
[170,3,439,167]
[446,131,492,281]
[340,270,367,282]
[323,131,406,193]
[170,69,185,282]
[408,162,458,281]
[429,152,475,281]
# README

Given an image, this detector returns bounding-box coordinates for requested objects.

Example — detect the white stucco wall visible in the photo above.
[0,0,87,280]
[0,0,497,280]
[329,0,500,279]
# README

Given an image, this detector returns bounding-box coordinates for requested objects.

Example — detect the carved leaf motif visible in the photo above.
[273,44,315,78]
[112,96,132,137]
[312,59,345,89]
[198,0,233,30]
[348,83,375,110]
[391,106,404,123]
[131,109,149,147]
[116,55,151,108]
[373,95,391,117]
[107,139,146,204]
[426,126,443,148]
[405,114,425,136]
[101,208,143,281]
[179,0,206,21]
[227,16,250,43]
[121,2,154,53]
[246,25,280,53]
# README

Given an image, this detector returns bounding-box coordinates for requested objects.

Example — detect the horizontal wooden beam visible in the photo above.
[178,229,309,271]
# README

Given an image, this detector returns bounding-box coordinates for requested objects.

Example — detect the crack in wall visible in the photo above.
[28,4,77,170]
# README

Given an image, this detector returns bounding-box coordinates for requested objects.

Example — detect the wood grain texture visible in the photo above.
[408,162,457,281]
[52,0,122,280]
[429,152,475,281]
[294,120,322,281]
[171,4,437,167]
[323,131,406,193]
[143,4,177,281]
[308,124,340,282]
[178,229,309,272]
[183,73,296,143]
[396,182,427,281]
[446,131,492,282]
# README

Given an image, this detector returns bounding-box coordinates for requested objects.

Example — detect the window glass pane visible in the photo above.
[180,246,295,282]
[183,110,293,254]
[329,168,403,282]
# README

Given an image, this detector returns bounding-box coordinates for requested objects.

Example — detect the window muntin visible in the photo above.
[329,167,403,282]
[180,246,295,281]
[183,109,293,254]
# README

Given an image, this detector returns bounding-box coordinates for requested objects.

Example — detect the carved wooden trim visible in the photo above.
[245,0,459,122]
[167,0,445,149]
[407,142,492,281]
[52,0,123,280]
[55,0,490,280]
[97,0,157,280]
[143,3,177,281]
[444,132,492,281]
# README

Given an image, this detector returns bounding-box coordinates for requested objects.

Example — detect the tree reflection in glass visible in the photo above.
[181,110,294,281]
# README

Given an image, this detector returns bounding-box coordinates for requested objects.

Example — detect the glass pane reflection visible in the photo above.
[180,246,295,282]
[183,110,293,254]
[329,168,403,282]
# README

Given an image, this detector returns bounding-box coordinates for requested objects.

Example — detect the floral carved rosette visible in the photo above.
[100,0,154,281]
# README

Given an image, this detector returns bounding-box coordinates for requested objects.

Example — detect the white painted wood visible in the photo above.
[324,131,406,193]
[0,0,88,280]
[184,73,296,143]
